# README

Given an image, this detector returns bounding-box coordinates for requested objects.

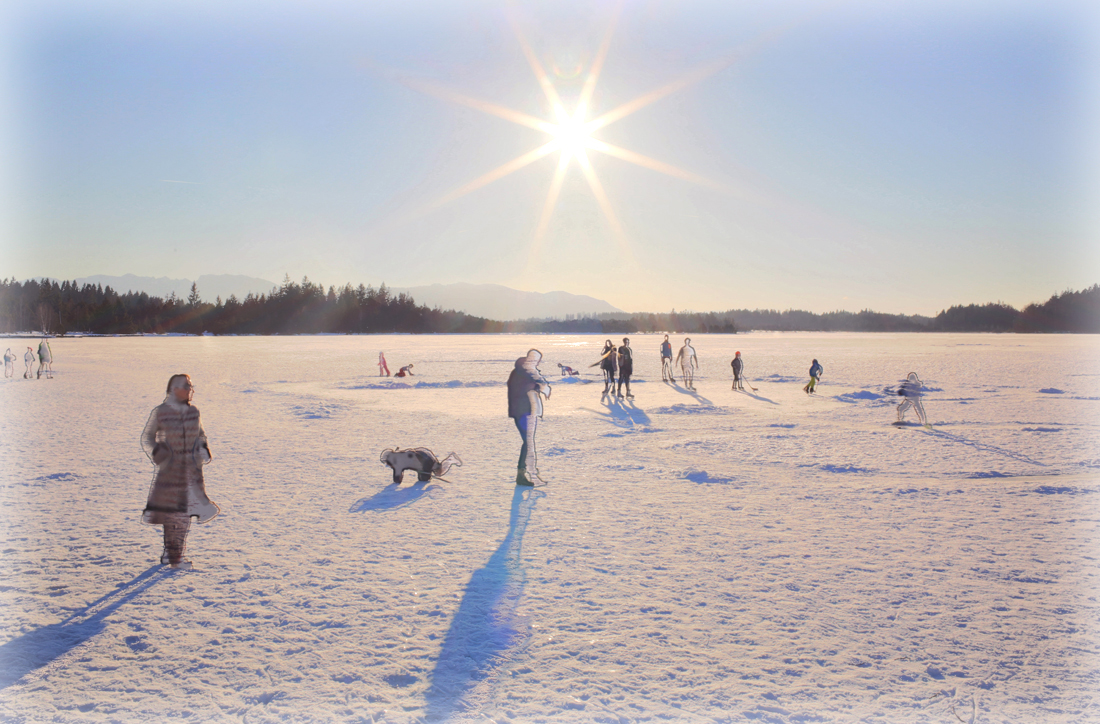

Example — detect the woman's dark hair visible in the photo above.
[165,373,191,393]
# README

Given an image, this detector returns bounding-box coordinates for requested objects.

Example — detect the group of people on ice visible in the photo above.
[3,340,53,380]
[140,341,929,570]
[594,338,636,398]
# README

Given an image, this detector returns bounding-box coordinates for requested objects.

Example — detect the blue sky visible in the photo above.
[3,0,1097,314]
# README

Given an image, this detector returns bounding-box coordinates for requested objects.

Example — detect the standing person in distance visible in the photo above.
[731,351,744,391]
[507,349,552,486]
[141,374,220,569]
[23,347,34,379]
[37,339,53,379]
[676,337,698,390]
[803,358,823,395]
[596,339,617,395]
[660,334,675,382]
[617,337,634,399]
[3,348,15,378]
[378,351,390,377]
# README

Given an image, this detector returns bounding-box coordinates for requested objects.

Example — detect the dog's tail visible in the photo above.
[436,452,463,477]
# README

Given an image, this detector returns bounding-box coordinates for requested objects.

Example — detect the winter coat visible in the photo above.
[731,357,743,376]
[599,345,616,372]
[898,373,922,398]
[507,357,549,418]
[809,362,823,379]
[141,398,219,525]
[660,341,672,358]
[618,345,633,375]
[38,341,51,364]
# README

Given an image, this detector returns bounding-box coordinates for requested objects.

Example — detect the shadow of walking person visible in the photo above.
[424,486,544,722]
[0,565,172,690]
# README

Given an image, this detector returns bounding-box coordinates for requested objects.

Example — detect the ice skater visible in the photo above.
[36,339,52,379]
[557,363,579,377]
[676,338,698,390]
[896,372,929,427]
[594,339,617,395]
[3,348,14,378]
[141,374,219,570]
[731,351,744,391]
[660,334,674,382]
[394,363,415,378]
[803,359,823,394]
[617,337,634,399]
[23,347,34,379]
[378,351,390,377]
[508,349,552,486]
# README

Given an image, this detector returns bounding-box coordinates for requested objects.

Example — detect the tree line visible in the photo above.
[0,276,1096,335]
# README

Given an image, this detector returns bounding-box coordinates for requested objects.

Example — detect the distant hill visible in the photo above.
[392,282,623,320]
[69,274,277,302]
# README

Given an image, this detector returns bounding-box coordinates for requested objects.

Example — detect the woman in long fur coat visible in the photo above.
[141,374,219,569]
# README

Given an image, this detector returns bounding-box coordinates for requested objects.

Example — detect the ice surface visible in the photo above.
[1,333,1098,722]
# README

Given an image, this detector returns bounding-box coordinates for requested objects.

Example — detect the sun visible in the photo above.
[384,2,793,264]
[551,117,590,161]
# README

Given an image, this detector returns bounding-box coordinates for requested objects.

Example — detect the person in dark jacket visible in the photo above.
[896,372,929,426]
[597,339,617,395]
[660,335,674,382]
[617,337,634,399]
[507,349,552,486]
[731,351,744,391]
[803,359,823,394]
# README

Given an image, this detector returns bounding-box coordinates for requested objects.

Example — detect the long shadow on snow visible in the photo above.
[669,382,713,406]
[921,427,1049,469]
[0,565,171,690]
[733,388,778,405]
[349,480,438,513]
[579,395,652,429]
[424,486,543,722]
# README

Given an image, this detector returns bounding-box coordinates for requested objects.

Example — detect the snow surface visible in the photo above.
[1,333,1098,723]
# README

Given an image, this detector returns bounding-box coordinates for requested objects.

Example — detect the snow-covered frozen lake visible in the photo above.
[1,333,1098,723]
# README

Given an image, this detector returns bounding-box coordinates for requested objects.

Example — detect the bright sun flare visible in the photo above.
[387,2,791,265]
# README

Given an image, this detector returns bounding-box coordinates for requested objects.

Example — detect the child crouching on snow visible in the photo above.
[140,374,219,569]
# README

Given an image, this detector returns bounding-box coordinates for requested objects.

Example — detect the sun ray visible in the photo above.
[585,53,739,134]
[532,152,571,252]
[584,13,811,133]
[575,149,629,256]
[398,76,557,134]
[431,140,561,209]
[507,10,569,123]
[583,138,734,195]
[575,0,624,121]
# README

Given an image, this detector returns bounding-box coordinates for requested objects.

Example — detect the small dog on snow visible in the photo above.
[380,447,462,484]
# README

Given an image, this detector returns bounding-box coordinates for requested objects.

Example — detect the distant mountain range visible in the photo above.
[47,275,622,320]
[64,274,279,302]
[391,282,623,320]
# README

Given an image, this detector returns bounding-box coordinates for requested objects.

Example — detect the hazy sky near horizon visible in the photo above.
[2,0,1098,314]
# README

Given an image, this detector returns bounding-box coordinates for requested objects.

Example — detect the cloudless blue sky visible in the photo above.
[3,0,1097,314]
